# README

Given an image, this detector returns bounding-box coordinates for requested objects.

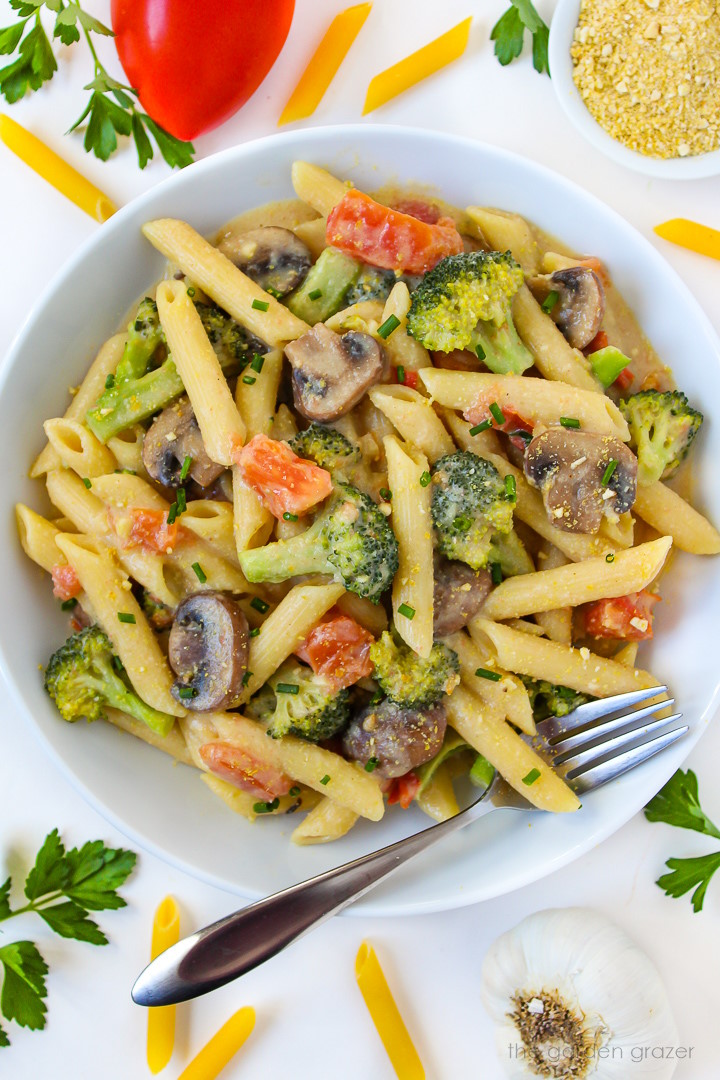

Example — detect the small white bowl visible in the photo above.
[549,0,720,179]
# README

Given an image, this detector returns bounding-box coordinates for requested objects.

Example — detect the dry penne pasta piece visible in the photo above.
[31,333,125,478]
[147,896,180,1074]
[355,943,426,1080]
[445,630,535,736]
[142,219,310,346]
[232,466,274,555]
[291,161,348,216]
[418,369,628,439]
[465,206,541,274]
[473,617,662,697]
[235,348,283,440]
[384,435,434,657]
[55,533,183,716]
[370,387,454,463]
[157,279,245,464]
[380,282,432,371]
[447,685,580,812]
[481,536,672,620]
[534,545,573,645]
[511,285,599,390]
[43,418,116,478]
[105,708,192,765]
[633,481,720,555]
[292,798,359,845]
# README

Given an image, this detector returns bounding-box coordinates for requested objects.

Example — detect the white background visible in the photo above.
[1,1,720,1077]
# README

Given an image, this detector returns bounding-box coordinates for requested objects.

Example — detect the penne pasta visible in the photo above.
[105,709,192,765]
[234,348,283,440]
[43,418,116,478]
[370,387,455,463]
[16,504,65,575]
[465,206,541,274]
[445,630,535,736]
[380,281,432,371]
[511,285,599,390]
[232,466,274,555]
[633,481,720,555]
[291,161,348,217]
[181,500,239,567]
[534,545,573,645]
[292,798,359,845]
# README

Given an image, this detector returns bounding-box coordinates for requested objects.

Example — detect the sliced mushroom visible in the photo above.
[142,399,225,488]
[217,226,312,297]
[285,323,387,422]
[342,699,447,779]
[433,555,493,637]
[530,267,605,350]
[168,592,249,710]
[524,428,637,534]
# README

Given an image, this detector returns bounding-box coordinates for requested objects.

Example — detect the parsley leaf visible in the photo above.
[0,879,11,922]
[64,842,136,911]
[490,0,550,77]
[24,828,67,901]
[645,769,720,840]
[0,941,48,1032]
[657,853,720,914]
[143,115,196,170]
[38,901,107,945]
[0,1022,8,1048]
[0,20,27,55]
[0,18,57,103]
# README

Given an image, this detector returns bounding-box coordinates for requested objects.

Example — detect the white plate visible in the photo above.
[2,126,719,916]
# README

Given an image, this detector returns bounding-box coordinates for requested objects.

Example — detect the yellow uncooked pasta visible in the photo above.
[355,943,426,1080]
[147,896,180,1075]
[177,1006,255,1080]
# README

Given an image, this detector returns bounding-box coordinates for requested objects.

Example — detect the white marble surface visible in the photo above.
[1,1,719,1077]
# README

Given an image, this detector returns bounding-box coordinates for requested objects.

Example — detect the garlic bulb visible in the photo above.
[481,908,679,1079]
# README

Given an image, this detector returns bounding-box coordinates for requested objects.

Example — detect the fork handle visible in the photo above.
[132,798,493,1007]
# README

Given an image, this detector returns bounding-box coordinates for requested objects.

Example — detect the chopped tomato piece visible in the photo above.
[127,508,180,553]
[326,189,463,275]
[393,366,419,389]
[584,590,660,641]
[390,198,441,224]
[464,395,533,450]
[199,742,293,801]
[387,771,421,809]
[296,614,374,691]
[51,563,82,601]
[584,330,608,355]
[233,433,333,519]
[613,366,634,392]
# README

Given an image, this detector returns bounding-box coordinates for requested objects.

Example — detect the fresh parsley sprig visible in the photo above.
[491,0,550,77]
[645,769,720,912]
[0,0,194,168]
[0,829,136,1046]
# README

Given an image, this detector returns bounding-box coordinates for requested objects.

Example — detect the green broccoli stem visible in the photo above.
[115,325,164,383]
[86,359,184,442]
[472,318,534,375]
[239,516,334,584]
[96,666,175,737]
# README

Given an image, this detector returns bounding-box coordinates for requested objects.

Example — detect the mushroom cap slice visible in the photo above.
[549,267,605,350]
[524,428,637,534]
[285,323,387,423]
[142,399,225,489]
[342,699,447,779]
[217,225,312,297]
[433,555,493,637]
[168,592,249,711]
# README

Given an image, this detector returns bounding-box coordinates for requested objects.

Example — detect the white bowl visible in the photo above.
[549,0,720,179]
[3,125,719,915]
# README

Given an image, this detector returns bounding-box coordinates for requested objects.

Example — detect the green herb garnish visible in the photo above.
[645,770,720,912]
[398,603,415,620]
[490,0,550,77]
[377,314,400,339]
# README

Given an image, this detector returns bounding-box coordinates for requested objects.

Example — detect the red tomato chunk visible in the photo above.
[51,563,82,601]
[128,508,179,553]
[199,742,292,801]
[387,771,421,809]
[326,189,463,275]
[584,590,660,641]
[296,614,374,691]
[390,198,442,224]
[233,433,333,519]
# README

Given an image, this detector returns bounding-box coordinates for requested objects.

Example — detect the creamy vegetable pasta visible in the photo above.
[16,161,720,845]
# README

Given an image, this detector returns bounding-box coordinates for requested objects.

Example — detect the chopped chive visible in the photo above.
[266,287,283,299]
[242,671,253,687]
[419,471,431,487]
[276,683,300,695]
[560,416,580,429]
[396,365,406,383]
[178,686,197,700]
[167,502,178,525]
[118,612,136,624]
[192,562,207,583]
[308,288,322,301]
[60,598,78,611]
[114,468,136,475]
[469,420,492,436]
[250,597,269,614]
[252,298,269,311]
[377,314,400,339]
[242,375,257,385]
[398,602,415,620]
[104,373,115,389]
[112,655,125,674]
[601,459,618,486]
[475,667,501,682]
[605,552,615,563]
[249,627,260,637]
[475,344,486,361]
[365,757,379,773]
[490,562,503,586]
[541,290,559,313]
[283,511,298,522]
[180,455,192,481]
[504,475,517,502]
[251,353,265,373]
[380,487,392,502]
[320,774,331,786]
[253,797,280,813]
[510,429,532,445]
[186,286,196,298]
[489,402,505,425]
[522,768,541,786]
[369,691,384,706]
[176,487,187,514]
[82,477,92,489]
[289,786,301,797]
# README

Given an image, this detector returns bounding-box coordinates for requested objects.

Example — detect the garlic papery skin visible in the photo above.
[481,908,679,1080]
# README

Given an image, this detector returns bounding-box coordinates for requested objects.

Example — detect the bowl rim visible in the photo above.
[3,123,720,915]
[549,0,720,180]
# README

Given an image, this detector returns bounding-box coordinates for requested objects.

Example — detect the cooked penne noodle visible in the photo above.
[633,481,720,555]
[181,500,239,566]
[107,424,146,475]
[445,630,535,736]
[481,537,672,620]
[291,161,348,216]
[415,762,460,822]
[105,709,192,765]
[512,285,599,390]
[616,642,639,667]
[16,504,65,575]
[269,403,298,441]
[418,369,628,439]
[43,418,117,478]
[142,219,310,346]
[370,387,454,463]
[599,510,634,550]
[436,405,503,458]
[534,545,573,645]
[447,685,580,812]
[292,215,327,259]
[384,436,434,657]
[292,798,359,845]
[232,466,274,555]
[234,348,283,440]
[465,206,540,274]
[336,591,389,637]
[157,279,245,464]
[380,282,432,371]
[46,468,109,535]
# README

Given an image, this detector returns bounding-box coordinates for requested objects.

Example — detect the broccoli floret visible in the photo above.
[239,483,398,602]
[406,250,533,374]
[248,659,350,741]
[369,631,459,707]
[431,451,513,570]
[620,390,703,485]
[521,676,592,723]
[86,299,260,443]
[140,590,175,631]
[44,626,174,736]
[345,266,399,305]
[289,423,361,475]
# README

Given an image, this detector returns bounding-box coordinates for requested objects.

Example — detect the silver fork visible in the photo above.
[132,685,686,1007]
